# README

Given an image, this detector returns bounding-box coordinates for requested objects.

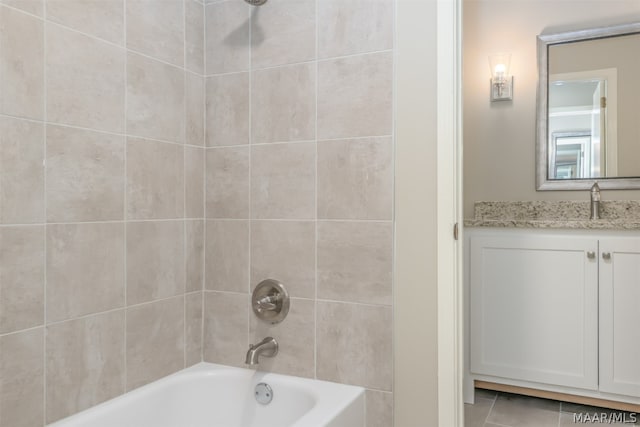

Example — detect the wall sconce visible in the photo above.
[489,53,513,102]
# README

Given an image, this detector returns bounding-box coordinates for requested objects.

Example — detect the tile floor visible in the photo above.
[465,388,640,427]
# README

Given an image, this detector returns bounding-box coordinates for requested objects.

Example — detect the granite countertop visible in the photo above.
[464,201,640,230]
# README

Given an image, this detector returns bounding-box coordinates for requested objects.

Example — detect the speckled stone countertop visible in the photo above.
[464,201,640,230]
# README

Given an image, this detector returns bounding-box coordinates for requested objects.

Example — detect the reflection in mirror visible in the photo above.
[536,23,640,190]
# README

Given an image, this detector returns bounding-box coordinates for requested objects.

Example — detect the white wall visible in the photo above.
[463,0,640,218]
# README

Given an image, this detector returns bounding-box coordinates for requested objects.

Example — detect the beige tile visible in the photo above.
[251,63,315,144]
[186,220,204,293]
[318,137,393,220]
[318,0,393,58]
[126,0,184,67]
[127,53,185,143]
[464,397,494,427]
[126,296,185,390]
[250,142,315,219]
[250,0,315,68]
[317,301,392,390]
[1,0,43,16]
[186,73,205,147]
[185,291,203,366]
[318,52,393,140]
[47,24,125,133]
[185,146,204,218]
[0,328,44,427]
[487,393,560,427]
[366,390,393,427]
[203,291,248,368]
[0,7,44,119]
[46,0,124,45]
[206,146,249,218]
[186,0,204,74]
[126,221,185,305]
[46,223,125,322]
[205,0,250,74]
[317,221,392,305]
[127,137,184,220]
[0,117,44,224]
[0,226,44,334]
[251,220,315,298]
[45,311,125,423]
[205,72,249,147]
[46,125,125,222]
[249,297,314,378]
[205,220,249,292]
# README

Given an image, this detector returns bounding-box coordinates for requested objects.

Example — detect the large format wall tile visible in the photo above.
[127,137,184,220]
[250,142,315,219]
[318,52,393,140]
[47,223,125,322]
[185,146,204,218]
[317,137,393,220]
[317,301,392,390]
[47,24,125,133]
[366,390,394,427]
[0,7,44,119]
[1,0,43,16]
[317,221,392,305]
[203,291,248,368]
[250,220,315,298]
[186,73,205,147]
[0,226,44,334]
[0,328,44,427]
[126,297,185,390]
[126,0,184,67]
[186,220,205,293]
[185,0,204,74]
[126,221,185,305]
[46,0,125,45]
[318,0,393,58]
[251,63,316,144]
[205,0,250,74]
[249,297,314,378]
[205,73,249,147]
[206,146,249,218]
[46,125,125,222]
[46,311,125,423]
[250,0,315,69]
[186,291,203,366]
[205,220,249,293]
[0,117,44,224]
[127,53,185,143]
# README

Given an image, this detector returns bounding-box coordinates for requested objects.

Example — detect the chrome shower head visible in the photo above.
[244,0,267,5]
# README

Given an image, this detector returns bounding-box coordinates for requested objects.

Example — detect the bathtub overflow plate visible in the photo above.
[255,383,273,405]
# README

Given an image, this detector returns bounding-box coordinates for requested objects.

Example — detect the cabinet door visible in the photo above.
[469,233,599,390]
[599,238,640,397]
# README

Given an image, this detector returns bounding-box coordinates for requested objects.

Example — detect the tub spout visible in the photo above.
[245,337,278,366]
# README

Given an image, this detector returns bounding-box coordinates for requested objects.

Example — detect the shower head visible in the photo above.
[244,0,267,5]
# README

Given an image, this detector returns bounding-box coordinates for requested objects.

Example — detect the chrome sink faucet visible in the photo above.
[245,337,278,366]
[590,182,601,220]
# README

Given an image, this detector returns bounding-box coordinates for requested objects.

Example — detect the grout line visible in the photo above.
[42,4,48,422]
[201,0,207,364]
[183,0,188,370]
[313,0,319,382]
[203,134,393,149]
[203,48,394,78]
[123,0,128,393]
[390,0,397,399]
[247,1,253,351]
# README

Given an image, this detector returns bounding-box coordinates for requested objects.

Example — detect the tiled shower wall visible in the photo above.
[202,1,395,426]
[0,0,205,425]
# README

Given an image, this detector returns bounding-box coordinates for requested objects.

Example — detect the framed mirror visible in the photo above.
[536,22,640,190]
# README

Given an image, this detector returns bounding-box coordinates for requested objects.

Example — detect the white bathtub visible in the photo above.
[48,363,365,427]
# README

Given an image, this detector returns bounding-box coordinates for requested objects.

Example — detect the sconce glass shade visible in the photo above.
[489,53,513,101]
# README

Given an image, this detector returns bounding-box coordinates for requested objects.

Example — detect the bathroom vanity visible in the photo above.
[464,201,640,410]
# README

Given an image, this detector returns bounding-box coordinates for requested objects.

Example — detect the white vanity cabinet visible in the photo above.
[599,238,640,398]
[466,228,640,405]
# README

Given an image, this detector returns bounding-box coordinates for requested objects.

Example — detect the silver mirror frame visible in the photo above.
[536,21,640,190]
